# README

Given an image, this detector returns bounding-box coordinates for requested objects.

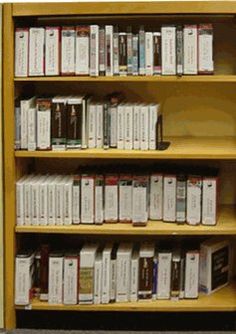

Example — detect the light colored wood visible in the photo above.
[14,75,236,83]
[0,4,3,330]
[14,137,236,159]
[15,282,236,312]
[12,1,236,16]
[3,3,16,330]
[14,205,236,236]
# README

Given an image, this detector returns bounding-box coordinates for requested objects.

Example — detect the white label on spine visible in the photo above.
[64,178,73,225]
[119,182,132,222]
[45,27,59,76]
[161,26,176,75]
[88,104,96,148]
[184,252,199,299]
[81,177,94,224]
[56,180,64,226]
[187,178,202,225]
[124,105,133,150]
[64,257,78,305]
[149,104,159,150]
[48,178,56,226]
[90,25,99,77]
[183,25,198,75]
[39,180,48,226]
[31,178,40,226]
[72,182,80,224]
[27,108,37,151]
[95,183,103,224]
[202,178,217,225]
[37,108,51,150]
[15,29,29,77]
[29,28,45,76]
[105,185,118,221]
[145,32,153,75]
[133,105,141,150]
[96,104,103,148]
[157,253,172,299]
[150,174,163,220]
[130,253,139,301]
[117,105,125,149]
[132,184,147,223]
[163,176,176,222]
[140,105,149,150]
[61,28,75,74]
[24,178,32,226]
[48,256,63,304]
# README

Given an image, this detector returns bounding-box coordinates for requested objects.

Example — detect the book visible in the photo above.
[20,96,36,150]
[64,176,73,225]
[99,27,106,76]
[81,174,94,224]
[183,25,198,75]
[153,32,161,75]
[198,24,214,74]
[119,33,127,76]
[139,26,145,75]
[29,27,45,76]
[132,34,139,75]
[27,107,37,151]
[132,175,148,226]
[170,251,181,299]
[90,25,99,77]
[176,26,183,76]
[105,25,114,76]
[149,103,159,150]
[96,103,104,148]
[124,104,133,150]
[72,175,81,224]
[184,250,199,299]
[51,96,67,151]
[149,173,163,220]
[63,253,79,305]
[15,252,34,305]
[127,26,133,75]
[117,103,125,149]
[45,27,60,76]
[95,174,104,224]
[14,98,21,150]
[176,174,187,223]
[88,103,97,148]
[116,242,132,302]
[75,26,89,76]
[113,26,119,76]
[48,252,64,304]
[36,98,51,150]
[133,104,141,150]
[15,28,29,77]
[119,174,132,223]
[163,175,176,222]
[61,26,75,75]
[130,248,139,302]
[94,251,103,304]
[145,32,153,76]
[161,26,176,75]
[157,251,172,299]
[104,174,118,223]
[140,104,149,150]
[186,175,202,225]
[202,175,218,225]
[66,96,83,149]
[138,242,154,299]
[101,243,113,304]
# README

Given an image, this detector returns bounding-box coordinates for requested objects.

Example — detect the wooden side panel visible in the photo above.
[0,4,3,330]
[3,3,16,330]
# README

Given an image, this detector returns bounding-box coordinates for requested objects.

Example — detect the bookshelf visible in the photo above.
[4,0,236,330]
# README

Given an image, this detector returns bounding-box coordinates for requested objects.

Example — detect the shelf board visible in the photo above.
[15,137,236,159]
[15,205,236,236]
[15,282,236,312]
[12,1,236,16]
[14,75,236,83]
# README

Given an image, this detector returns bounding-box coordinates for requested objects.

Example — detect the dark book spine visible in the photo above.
[99,27,105,76]
[138,257,153,299]
[119,33,127,76]
[103,103,109,149]
[176,26,183,76]
[171,254,181,299]
[153,32,161,75]
[51,100,67,148]
[127,26,133,75]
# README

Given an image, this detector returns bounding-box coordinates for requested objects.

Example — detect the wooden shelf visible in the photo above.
[15,282,236,312]
[15,205,236,236]
[15,137,236,160]
[12,1,236,16]
[14,75,236,83]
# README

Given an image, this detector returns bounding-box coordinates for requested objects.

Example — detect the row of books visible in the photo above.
[15,24,214,77]
[16,168,218,226]
[15,94,160,151]
[15,238,231,306]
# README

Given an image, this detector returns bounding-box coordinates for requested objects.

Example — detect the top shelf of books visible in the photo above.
[12,1,236,17]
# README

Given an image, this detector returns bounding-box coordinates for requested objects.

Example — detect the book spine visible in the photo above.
[15,255,33,305]
[45,27,60,76]
[88,104,97,148]
[171,255,181,299]
[176,175,187,223]
[48,255,63,304]
[157,253,172,299]
[133,104,140,150]
[96,104,104,148]
[145,32,153,76]
[119,33,127,76]
[103,103,109,149]
[139,26,145,75]
[132,35,139,76]
[202,176,217,225]
[138,256,153,299]
[153,32,161,75]
[90,25,99,77]
[82,98,88,149]
[117,104,125,149]
[198,24,214,74]
[116,253,130,302]
[109,105,117,148]
[15,103,21,150]
[56,181,64,226]
[105,175,118,222]
[127,27,133,75]
[20,100,28,150]
[72,176,81,224]
[186,176,202,225]
[179,256,185,299]
[29,28,45,76]
[27,108,37,151]
[31,180,40,226]
[48,179,56,226]
[113,27,119,76]
[66,101,82,149]
[184,251,199,298]
[94,258,102,304]
[51,100,67,151]
[149,104,159,150]
[110,256,117,302]
[16,181,24,226]
[119,175,132,222]
[99,27,106,76]
[183,25,198,75]
[36,99,51,150]
[163,175,177,222]
[130,255,139,301]
[75,26,89,75]
[149,174,163,220]
[81,175,94,224]
[95,175,104,224]
[176,26,183,76]
[105,25,113,76]
[102,250,111,304]
[63,256,78,305]
[161,26,176,75]
[61,27,76,75]
[64,180,72,225]
[24,179,32,226]
[132,176,148,226]
[39,181,48,226]
[15,28,29,77]
[140,105,149,150]
[152,256,158,300]
[124,105,133,150]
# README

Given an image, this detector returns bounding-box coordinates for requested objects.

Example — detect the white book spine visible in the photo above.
[94,258,102,304]
[27,107,37,151]
[72,180,80,224]
[90,25,99,77]
[133,105,141,150]
[56,181,64,225]
[63,257,78,305]
[82,98,88,149]
[96,104,103,148]
[24,179,32,226]
[105,183,118,222]
[163,176,176,222]
[48,179,56,226]
[149,174,163,220]
[130,254,139,301]
[37,109,51,150]
[110,258,117,302]
[140,105,149,150]
[45,27,60,76]
[184,25,198,75]
[81,177,94,224]
[157,253,172,299]
[102,249,111,304]
[31,180,40,226]
[61,28,75,75]
[105,25,113,76]
[186,177,202,225]
[88,104,96,148]
[95,181,104,224]
[113,30,119,75]
[64,179,73,225]
[110,106,117,148]
[119,181,132,222]
[29,28,45,76]
[117,105,125,149]
[15,29,29,77]
[75,28,89,75]
[202,178,217,226]
[15,255,33,305]
[132,181,148,223]
[116,252,131,302]
[16,180,24,226]
[39,181,48,226]
[20,100,29,150]
[48,256,63,304]
[124,105,133,150]
[145,32,153,75]
[149,104,159,150]
[161,26,176,75]
[184,252,199,299]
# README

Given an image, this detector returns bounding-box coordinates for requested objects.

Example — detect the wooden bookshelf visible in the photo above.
[4,0,236,330]
[15,282,236,312]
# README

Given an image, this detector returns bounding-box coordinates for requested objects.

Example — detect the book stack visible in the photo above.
[15,94,160,151]
[14,238,231,306]
[15,24,214,77]
[16,167,219,227]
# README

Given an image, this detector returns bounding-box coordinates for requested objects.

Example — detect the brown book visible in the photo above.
[51,96,67,150]
[138,242,155,299]
[66,96,84,149]
[40,244,50,301]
